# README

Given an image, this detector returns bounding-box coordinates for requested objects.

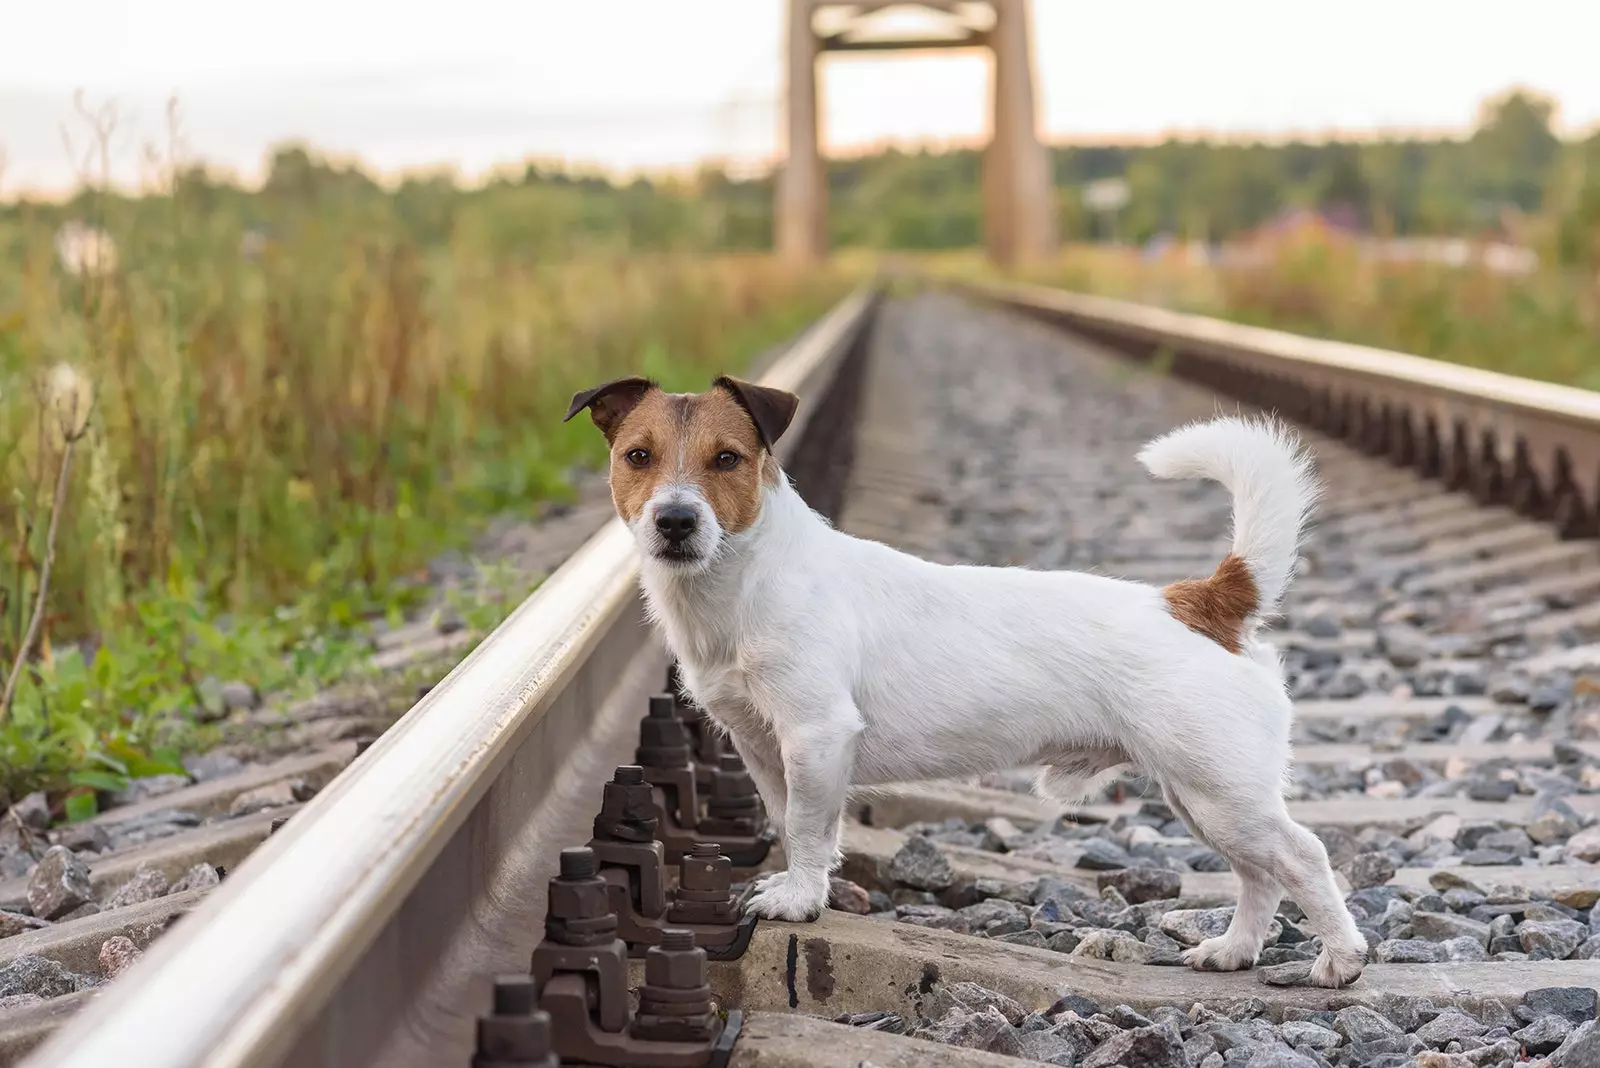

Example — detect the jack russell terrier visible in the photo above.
[565,374,1367,988]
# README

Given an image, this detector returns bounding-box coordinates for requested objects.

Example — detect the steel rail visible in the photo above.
[962,279,1600,538]
[26,284,880,1068]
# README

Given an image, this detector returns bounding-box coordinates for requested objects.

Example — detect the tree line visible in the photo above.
[6,87,1599,271]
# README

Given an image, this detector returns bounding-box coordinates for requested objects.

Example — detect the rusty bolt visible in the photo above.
[635,696,691,770]
[592,766,658,843]
[643,929,709,993]
[707,754,760,822]
[676,843,731,903]
[545,847,616,946]
[474,975,557,1066]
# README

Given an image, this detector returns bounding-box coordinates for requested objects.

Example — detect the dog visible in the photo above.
[565,374,1368,988]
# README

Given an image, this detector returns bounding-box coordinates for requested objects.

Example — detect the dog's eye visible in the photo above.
[713,451,741,470]
[625,448,651,468]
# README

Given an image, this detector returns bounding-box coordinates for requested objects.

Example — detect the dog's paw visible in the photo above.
[1182,935,1260,973]
[1307,945,1366,988]
[743,872,827,922]
[828,846,846,873]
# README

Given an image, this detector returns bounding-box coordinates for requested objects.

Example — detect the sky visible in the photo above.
[3,0,1599,195]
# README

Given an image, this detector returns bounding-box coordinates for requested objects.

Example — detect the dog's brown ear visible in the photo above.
[564,376,656,442]
[714,376,798,451]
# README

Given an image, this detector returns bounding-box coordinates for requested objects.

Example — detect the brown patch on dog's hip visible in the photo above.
[1163,554,1259,653]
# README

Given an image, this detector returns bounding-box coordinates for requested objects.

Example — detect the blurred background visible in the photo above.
[1,1,1597,799]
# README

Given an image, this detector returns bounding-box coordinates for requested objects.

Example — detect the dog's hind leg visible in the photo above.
[1161,786,1283,972]
[1166,782,1365,987]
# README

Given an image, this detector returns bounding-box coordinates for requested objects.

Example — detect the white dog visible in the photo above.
[565,374,1368,988]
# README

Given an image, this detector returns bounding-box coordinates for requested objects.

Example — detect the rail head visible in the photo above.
[962,277,1600,538]
[26,283,880,1068]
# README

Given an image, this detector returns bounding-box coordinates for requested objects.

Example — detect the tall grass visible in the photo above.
[0,191,847,805]
[926,241,1600,392]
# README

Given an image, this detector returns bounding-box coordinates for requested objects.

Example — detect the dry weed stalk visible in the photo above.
[1,366,96,722]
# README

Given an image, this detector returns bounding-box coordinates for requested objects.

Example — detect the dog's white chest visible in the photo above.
[679,657,765,736]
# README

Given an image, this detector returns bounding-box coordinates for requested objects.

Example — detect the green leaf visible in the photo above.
[63,790,99,823]
[68,769,129,793]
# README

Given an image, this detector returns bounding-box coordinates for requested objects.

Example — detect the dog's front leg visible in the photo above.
[744,713,860,922]
[724,731,787,841]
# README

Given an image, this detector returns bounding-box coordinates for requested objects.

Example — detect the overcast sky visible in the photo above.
[4,0,1598,194]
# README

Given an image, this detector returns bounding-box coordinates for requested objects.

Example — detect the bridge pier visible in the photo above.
[777,0,1057,268]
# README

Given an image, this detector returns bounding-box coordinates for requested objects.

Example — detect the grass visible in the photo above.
[0,193,851,811]
[921,241,1600,392]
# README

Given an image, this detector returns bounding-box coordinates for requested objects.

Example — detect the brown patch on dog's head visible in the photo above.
[564,376,799,540]
[1163,554,1259,654]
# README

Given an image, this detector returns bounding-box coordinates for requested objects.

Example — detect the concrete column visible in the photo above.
[986,0,1056,266]
[777,0,827,263]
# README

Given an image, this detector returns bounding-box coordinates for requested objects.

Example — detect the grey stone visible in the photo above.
[1257,960,1320,987]
[1373,938,1446,963]
[1474,828,1534,857]
[52,822,110,854]
[9,793,49,831]
[1044,930,1081,953]
[1072,929,1151,963]
[1518,919,1588,958]
[995,929,1047,949]
[167,863,221,896]
[958,899,1029,937]
[26,845,93,920]
[0,910,51,938]
[1523,986,1598,1025]
[1208,1018,1280,1051]
[1081,1022,1190,1068]
[827,877,871,914]
[97,935,141,978]
[1018,1027,1080,1066]
[1047,994,1102,1019]
[0,954,82,999]
[1412,911,1492,946]
[926,981,1028,1026]
[183,752,247,783]
[921,1006,1022,1057]
[1558,1026,1600,1068]
[838,1010,905,1033]
[1513,1014,1572,1054]
[1278,1021,1341,1051]
[220,680,260,711]
[1333,1006,1403,1044]
[1417,1011,1487,1046]
[1441,935,1491,961]
[0,994,42,1010]
[898,912,970,934]
[108,774,192,808]
[1344,851,1399,890]
[102,867,170,910]
[888,836,955,891]
[1243,1049,1318,1068]
[1160,907,1279,948]
[1076,839,1134,871]
[1098,866,1183,904]
[1466,779,1516,803]
[227,780,302,817]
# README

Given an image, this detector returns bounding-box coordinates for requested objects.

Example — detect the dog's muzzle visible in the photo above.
[639,492,719,567]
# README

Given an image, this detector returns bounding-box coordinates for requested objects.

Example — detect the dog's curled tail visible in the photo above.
[1137,415,1321,619]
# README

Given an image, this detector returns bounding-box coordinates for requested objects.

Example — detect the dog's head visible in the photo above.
[564,375,799,572]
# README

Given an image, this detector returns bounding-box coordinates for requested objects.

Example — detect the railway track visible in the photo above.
[6,277,1600,1068]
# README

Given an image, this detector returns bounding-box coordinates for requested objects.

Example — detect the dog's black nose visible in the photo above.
[655,504,698,544]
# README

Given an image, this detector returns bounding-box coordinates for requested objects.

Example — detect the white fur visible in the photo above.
[626,413,1367,987]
